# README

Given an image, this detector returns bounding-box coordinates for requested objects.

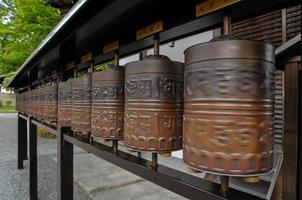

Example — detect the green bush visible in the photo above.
[5,99,12,107]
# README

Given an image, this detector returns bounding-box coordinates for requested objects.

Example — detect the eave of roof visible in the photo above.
[7,0,88,88]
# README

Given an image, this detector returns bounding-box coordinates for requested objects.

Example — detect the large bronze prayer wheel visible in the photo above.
[22,92,25,113]
[23,92,26,114]
[37,87,45,119]
[71,74,92,133]
[19,93,24,113]
[44,84,58,122]
[25,91,29,114]
[183,37,275,175]
[18,93,23,113]
[23,91,27,114]
[32,89,38,117]
[124,55,184,152]
[58,80,72,127]
[28,90,33,116]
[23,92,27,114]
[91,66,125,140]
[16,94,19,112]
[22,93,25,113]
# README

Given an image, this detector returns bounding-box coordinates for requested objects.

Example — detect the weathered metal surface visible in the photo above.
[71,74,92,133]
[37,87,45,119]
[91,66,125,140]
[231,3,300,158]
[25,91,31,114]
[44,84,58,122]
[28,90,33,116]
[22,93,25,113]
[24,91,28,114]
[183,37,275,175]
[18,93,23,113]
[58,80,72,127]
[32,89,39,117]
[16,94,18,111]
[19,93,22,113]
[124,55,184,152]
[22,92,25,113]
[17,92,23,113]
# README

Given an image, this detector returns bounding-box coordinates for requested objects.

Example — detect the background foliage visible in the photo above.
[0,0,61,87]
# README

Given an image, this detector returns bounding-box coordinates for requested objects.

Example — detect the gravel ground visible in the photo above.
[0,113,88,200]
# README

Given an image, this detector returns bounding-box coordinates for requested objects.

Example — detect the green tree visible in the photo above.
[0,0,61,87]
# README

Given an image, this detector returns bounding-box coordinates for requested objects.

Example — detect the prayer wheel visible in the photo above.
[22,92,26,114]
[44,84,58,122]
[23,92,27,114]
[22,93,25,113]
[91,66,125,140]
[17,93,19,112]
[24,91,28,114]
[22,92,25,114]
[19,93,21,113]
[71,74,92,133]
[19,93,23,113]
[16,94,19,112]
[32,89,39,117]
[28,90,33,116]
[37,87,45,119]
[124,55,184,152]
[58,80,72,127]
[183,37,275,175]
[18,93,23,113]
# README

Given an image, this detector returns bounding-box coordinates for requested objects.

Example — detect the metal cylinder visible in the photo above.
[23,92,26,114]
[183,37,275,175]
[124,55,184,152]
[58,80,72,127]
[24,92,27,114]
[25,92,28,114]
[19,93,22,113]
[29,90,32,116]
[38,87,45,119]
[44,84,58,122]
[16,94,19,112]
[32,89,38,117]
[23,91,26,114]
[28,91,31,114]
[71,73,92,133]
[22,93,25,113]
[18,93,20,112]
[17,93,21,113]
[91,66,125,139]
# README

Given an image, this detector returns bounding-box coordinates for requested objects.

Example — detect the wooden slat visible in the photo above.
[232,9,282,46]
[286,5,301,41]
[273,70,284,148]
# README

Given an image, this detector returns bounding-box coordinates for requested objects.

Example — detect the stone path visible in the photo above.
[0,113,87,200]
[0,113,186,200]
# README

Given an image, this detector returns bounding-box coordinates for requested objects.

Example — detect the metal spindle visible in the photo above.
[220,176,229,197]
[154,35,160,55]
[152,152,158,170]
[112,140,118,155]
[223,14,231,35]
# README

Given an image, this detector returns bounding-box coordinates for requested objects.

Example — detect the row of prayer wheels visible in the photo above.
[16,36,275,176]
[16,85,58,122]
